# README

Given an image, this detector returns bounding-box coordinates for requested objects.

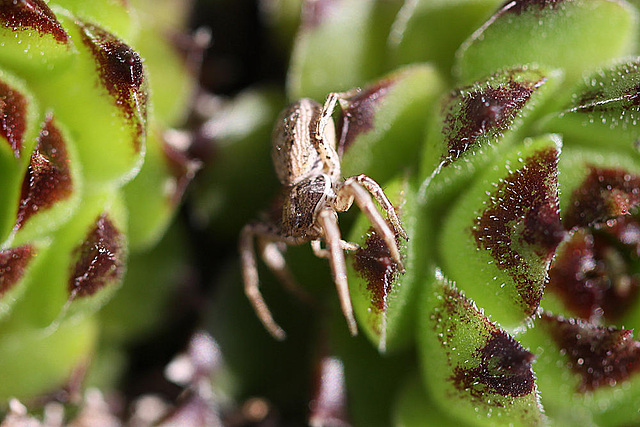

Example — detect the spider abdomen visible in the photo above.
[272,98,336,185]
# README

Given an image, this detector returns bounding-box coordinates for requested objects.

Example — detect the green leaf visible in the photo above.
[10,114,82,244]
[347,176,419,353]
[28,12,148,185]
[287,0,401,100]
[541,59,640,156]
[439,134,565,329]
[12,189,128,327]
[0,1,76,75]
[0,315,98,401]
[456,0,638,86]
[393,375,471,426]
[0,70,41,242]
[51,0,135,41]
[418,272,545,426]
[339,64,446,184]
[388,0,503,79]
[419,66,561,213]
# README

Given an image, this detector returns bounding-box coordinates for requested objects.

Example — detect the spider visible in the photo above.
[239,91,407,340]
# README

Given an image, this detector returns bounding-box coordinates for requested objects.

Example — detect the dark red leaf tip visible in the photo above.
[0,79,28,158]
[0,0,69,44]
[78,21,147,152]
[452,330,536,400]
[625,82,640,106]
[442,70,545,165]
[353,226,402,315]
[338,81,393,155]
[472,145,565,315]
[542,313,640,391]
[549,218,640,322]
[15,114,73,230]
[564,166,640,230]
[69,214,125,299]
[0,245,35,296]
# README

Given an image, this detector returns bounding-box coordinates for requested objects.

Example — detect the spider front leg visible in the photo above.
[350,174,408,239]
[316,209,358,336]
[239,223,287,340]
[335,176,407,272]
[314,90,360,181]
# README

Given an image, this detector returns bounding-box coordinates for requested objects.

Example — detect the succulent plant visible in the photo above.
[196,0,640,425]
[0,0,198,403]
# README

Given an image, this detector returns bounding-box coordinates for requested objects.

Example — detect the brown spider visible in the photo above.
[239,92,407,340]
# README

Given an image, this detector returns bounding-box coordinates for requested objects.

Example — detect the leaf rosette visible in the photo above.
[0,0,198,401]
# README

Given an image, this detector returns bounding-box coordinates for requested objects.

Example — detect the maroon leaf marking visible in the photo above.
[15,114,73,230]
[548,218,640,322]
[441,70,545,166]
[0,79,28,158]
[337,80,392,155]
[432,284,536,401]
[542,313,640,391]
[626,82,640,106]
[0,0,69,44]
[0,245,35,296]
[78,21,147,152]
[472,145,565,315]
[69,214,125,298]
[451,331,536,401]
[353,226,401,314]
[501,0,566,15]
[564,166,640,230]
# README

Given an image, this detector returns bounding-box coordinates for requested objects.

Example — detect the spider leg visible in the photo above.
[316,90,360,144]
[317,209,358,336]
[239,223,287,340]
[311,239,359,259]
[258,239,314,305]
[314,90,360,181]
[335,177,406,272]
[350,174,408,239]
